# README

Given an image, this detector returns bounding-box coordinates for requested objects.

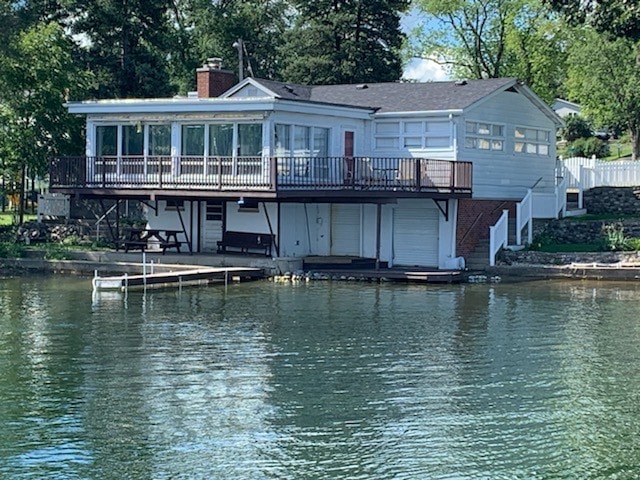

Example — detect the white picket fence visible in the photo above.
[562,156,640,190]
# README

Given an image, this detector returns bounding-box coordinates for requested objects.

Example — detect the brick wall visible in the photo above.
[457,199,516,257]
[196,68,237,98]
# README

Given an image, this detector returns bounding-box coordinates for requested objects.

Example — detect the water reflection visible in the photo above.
[3,277,640,478]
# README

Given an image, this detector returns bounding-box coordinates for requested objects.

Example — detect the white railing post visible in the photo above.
[489,209,509,267]
[528,188,534,243]
[556,177,567,219]
[516,188,532,246]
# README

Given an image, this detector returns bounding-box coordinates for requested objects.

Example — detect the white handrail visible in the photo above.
[489,209,509,267]
[516,189,532,245]
[555,176,567,218]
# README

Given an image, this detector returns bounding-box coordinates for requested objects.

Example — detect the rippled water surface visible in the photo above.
[2,275,640,479]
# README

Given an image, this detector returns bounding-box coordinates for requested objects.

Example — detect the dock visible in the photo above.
[92,266,265,291]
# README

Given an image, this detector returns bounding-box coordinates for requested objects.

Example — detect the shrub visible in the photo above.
[562,114,593,142]
[567,137,610,158]
[626,237,640,251]
[600,222,628,251]
[0,241,26,258]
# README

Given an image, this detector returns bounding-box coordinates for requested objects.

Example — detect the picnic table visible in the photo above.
[123,228,186,254]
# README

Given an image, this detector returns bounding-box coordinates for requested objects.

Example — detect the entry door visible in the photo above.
[331,204,361,256]
[392,205,439,266]
[201,201,223,252]
[344,130,354,184]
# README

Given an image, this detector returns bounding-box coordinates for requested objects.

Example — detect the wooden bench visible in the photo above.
[217,231,273,256]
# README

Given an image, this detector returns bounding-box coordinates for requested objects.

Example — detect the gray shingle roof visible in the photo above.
[252,77,518,113]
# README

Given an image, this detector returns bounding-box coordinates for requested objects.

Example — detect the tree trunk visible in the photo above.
[18,163,25,225]
[632,126,640,161]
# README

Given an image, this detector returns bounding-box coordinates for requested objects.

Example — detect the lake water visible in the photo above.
[1,275,640,479]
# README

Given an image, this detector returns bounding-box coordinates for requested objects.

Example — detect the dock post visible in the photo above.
[123,273,128,294]
[225,269,228,288]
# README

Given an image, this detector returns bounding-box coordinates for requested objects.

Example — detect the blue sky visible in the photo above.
[401,8,449,82]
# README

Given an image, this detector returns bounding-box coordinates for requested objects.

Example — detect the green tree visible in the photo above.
[282,0,410,85]
[561,114,593,142]
[566,30,640,159]
[0,23,89,222]
[410,0,567,101]
[180,0,288,87]
[545,0,640,40]
[66,0,175,98]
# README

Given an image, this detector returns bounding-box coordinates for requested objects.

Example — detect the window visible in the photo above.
[96,126,117,156]
[276,123,330,177]
[209,124,233,156]
[514,127,550,156]
[165,199,184,211]
[237,124,262,156]
[122,125,143,156]
[205,201,223,221]
[374,120,451,150]
[182,125,205,155]
[465,121,504,151]
[149,125,171,156]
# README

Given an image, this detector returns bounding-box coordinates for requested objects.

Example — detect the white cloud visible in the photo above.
[403,58,450,82]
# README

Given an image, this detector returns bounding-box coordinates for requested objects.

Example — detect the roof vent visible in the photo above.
[455,79,468,86]
[356,84,368,89]
[284,84,296,94]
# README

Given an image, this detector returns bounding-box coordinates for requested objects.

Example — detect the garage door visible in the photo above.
[331,204,361,256]
[393,205,439,266]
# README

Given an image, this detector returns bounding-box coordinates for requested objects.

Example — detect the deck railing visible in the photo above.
[50,156,472,194]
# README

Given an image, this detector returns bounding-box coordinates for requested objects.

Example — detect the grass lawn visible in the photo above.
[0,212,37,226]
[603,142,633,160]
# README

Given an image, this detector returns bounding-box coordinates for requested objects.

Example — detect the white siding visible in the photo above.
[460,90,557,199]
[392,204,439,267]
[225,202,276,234]
[330,204,361,256]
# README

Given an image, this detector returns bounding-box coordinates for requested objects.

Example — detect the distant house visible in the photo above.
[552,99,581,119]
[50,60,563,268]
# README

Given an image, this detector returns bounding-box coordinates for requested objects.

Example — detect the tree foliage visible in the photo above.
[65,0,176,98]
[184,0,289,85]
[566,30,640,159]
[282,0,410,85]
[561,114,592,142]
[411,0,568,101]
[0,22,89,220]
[545,0,640,40]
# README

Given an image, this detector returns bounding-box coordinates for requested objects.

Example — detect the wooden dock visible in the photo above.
[92,266,265,291]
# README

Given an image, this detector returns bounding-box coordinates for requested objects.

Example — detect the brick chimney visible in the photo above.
[196,58,237,98]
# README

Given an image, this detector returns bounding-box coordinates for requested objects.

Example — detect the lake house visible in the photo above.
[50,59,562,268]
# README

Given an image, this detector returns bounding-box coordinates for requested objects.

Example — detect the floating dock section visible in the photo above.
[92,266,264,291]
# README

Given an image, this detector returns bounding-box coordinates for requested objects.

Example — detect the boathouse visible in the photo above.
[50,59,563,269]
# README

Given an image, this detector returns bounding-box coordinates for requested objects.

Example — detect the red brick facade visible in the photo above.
[456,199,517,257]
[196,65,237,98]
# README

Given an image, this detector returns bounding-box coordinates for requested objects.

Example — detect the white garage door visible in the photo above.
[393,205,439,266]
[331,204,361,256]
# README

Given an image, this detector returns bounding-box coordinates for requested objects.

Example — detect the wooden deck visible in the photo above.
[92,266,264,291]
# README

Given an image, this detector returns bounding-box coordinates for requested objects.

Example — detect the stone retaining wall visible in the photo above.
[499,250,640,265]
[584,187,640,214]
[534,218,640,244]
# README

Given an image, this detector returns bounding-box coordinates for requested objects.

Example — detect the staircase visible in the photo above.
[465,219,519,271]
